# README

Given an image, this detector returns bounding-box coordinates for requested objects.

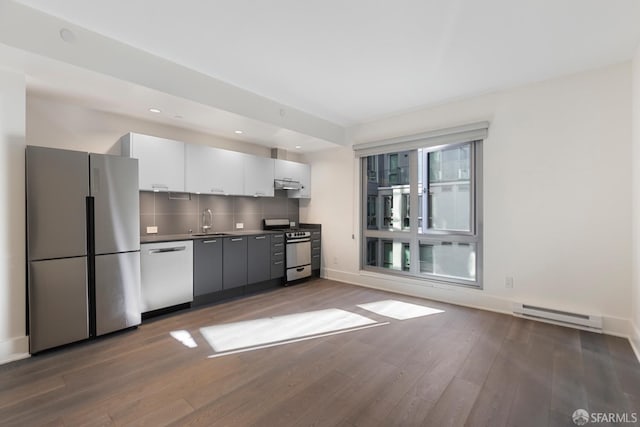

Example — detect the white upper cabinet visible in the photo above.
[274,159,311,199]
[244,156,275,197]
[185,144,244,195]
[120,133,185,192]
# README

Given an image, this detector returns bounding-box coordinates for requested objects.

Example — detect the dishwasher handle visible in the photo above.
[149,246,187,254]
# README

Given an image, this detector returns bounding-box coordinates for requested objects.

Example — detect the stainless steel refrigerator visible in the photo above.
[26,146,141,353]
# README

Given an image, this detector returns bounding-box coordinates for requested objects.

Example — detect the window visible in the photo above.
[360,137,483,287]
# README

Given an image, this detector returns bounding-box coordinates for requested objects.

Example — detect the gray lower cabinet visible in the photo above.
[311,230,321,271]
[248,235,270,284]
[223,236,248,289]
[271,233,285,279]
[193,238,223,296]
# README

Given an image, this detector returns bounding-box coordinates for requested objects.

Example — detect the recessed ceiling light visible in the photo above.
[59,28,76,43]
[234,130,243,134]
[149,108,161,113]
[295,145,302,149]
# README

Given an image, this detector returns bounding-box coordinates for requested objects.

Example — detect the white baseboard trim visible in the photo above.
[629,322,640,363]
[0,335,29,365]
[323,267,511,317]
[321,267,638,361]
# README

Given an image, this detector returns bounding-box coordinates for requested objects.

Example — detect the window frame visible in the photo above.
[360,140,483,288]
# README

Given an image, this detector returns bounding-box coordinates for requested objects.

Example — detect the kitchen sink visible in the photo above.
[191,232,230,237]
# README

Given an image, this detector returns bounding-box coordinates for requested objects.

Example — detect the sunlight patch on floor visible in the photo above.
[357,300,445,320]
[200,308,377,353]
[170,330,198,348]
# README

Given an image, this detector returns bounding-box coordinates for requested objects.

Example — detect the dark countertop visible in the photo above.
[140,229,285,244]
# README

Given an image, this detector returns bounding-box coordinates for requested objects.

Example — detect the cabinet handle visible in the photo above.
[313,255,320,258]
[231,238,243,242]
[274,261,283,265]
[273,243,283,247]
[255,236,266,240]
[149,246,186,254]
[296,267,305,272]
[255,192,265,196]
[210,188,225,194]
[151,184,168,190]
[203,240,217,244]
[273,252,284,256]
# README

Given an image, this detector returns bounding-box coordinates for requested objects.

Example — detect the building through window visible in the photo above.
[358,124,485,288]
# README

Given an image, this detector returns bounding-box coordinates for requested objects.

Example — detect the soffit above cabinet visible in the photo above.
[0,3,346,152]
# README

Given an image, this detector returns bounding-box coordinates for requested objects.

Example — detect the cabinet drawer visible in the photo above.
[271,242,285,253]
[312,247,321,256]
[271,234,284,242]
[271,259,285,279]
[271,252,284,262]
[311,240,321,249]
[311,254,321,270]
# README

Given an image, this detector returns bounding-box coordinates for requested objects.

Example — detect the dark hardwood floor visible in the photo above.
[1,279,639,426]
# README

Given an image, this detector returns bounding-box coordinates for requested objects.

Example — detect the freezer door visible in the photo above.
[90,154,140,254]
[28,258,89,353]
[26,146,89,261]
[95,252,141,336]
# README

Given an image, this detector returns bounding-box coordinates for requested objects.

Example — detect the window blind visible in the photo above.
[353,121,489,158]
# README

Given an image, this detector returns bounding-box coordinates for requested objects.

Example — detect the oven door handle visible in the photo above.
[287,238,311,244]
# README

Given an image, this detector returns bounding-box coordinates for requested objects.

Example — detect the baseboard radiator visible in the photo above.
[512,303,603,332]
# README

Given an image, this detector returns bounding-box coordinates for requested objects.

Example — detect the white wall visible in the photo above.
[26,92,302,161]
[632,45,640,355]
[302,62,633,335]
[0,68,28,364]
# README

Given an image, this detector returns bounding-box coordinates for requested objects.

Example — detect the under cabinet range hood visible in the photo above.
[274,178,301,191]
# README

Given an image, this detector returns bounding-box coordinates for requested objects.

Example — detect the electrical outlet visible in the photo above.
[505,276,514,289]
[146,226,158,234]
[236,223,244,229]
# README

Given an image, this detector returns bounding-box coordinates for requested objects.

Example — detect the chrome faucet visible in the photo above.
[201,208,213,234]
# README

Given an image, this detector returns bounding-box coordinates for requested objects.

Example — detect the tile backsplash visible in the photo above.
[140,190,299,236]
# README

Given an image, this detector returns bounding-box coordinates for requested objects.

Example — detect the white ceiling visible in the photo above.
[6,0,640,148]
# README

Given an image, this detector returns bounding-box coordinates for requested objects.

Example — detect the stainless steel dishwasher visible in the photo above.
[140,240,193,312]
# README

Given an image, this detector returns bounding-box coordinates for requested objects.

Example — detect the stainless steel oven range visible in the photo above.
[263,219,312,283]
[285,231,312,282]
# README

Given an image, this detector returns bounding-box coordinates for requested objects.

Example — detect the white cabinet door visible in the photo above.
[274,158,298,182]
[185,144,244,195]
[274,159,311,199]
[140,241,193,312]
[290,162,311,199]
[244,156,275,197]
[121,133,185,192]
